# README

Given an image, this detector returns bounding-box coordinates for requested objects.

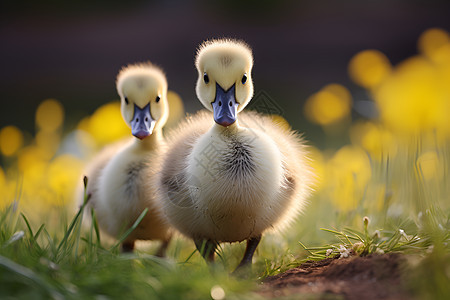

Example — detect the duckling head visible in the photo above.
[195,39,254,127]
[116,63,169,139]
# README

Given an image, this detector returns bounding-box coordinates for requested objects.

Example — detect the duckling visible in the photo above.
[83,62,171,254]
[156,39,313,271]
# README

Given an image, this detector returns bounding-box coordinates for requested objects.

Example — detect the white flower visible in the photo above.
[338,245,350,259]
[399,229,408,239]
[326,249,333,256]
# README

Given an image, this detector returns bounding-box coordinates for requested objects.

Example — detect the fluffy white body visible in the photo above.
[84,63,171,251]
[159,110,311,243]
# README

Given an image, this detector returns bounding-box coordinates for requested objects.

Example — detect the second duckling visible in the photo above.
[84,63,172,254]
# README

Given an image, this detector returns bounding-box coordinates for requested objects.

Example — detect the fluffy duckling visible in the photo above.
[157,39,313,270]
[84,63,171,253]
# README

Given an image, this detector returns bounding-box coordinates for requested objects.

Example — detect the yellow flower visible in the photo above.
[350,121,397,160]
[35,130,61,160]
[374,56,448,134]
[0,126,24,157]
[348,50,392,89]
[80,102,129,147]
[35,99,64,132]
[165,90,185,129]
[47,154,84,204]
[418,28,450,63]
[304,83,352,126]
[326,146,372,211]
[0,167,4,187]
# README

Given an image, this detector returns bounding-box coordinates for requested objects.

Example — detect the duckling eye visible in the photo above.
[155,96,160,103]
[124,97,129,104]
[241,74,248,85]
[203,72,209,84]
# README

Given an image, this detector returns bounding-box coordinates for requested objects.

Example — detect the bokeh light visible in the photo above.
[48,154,83,200]
[350,121,397,160]
[348,50,392,89]
[418,28,450,62]
[35,99,64,132]
[80,102,129,148]
[326,145,372,211]
[0,125,24,157]
[165,90,185,129]
[374,56,448,134]
[304,83,352,126]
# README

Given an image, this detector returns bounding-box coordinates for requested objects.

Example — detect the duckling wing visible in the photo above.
[80,139,131,210]
[154,110,212,233]
[239,111,314,231]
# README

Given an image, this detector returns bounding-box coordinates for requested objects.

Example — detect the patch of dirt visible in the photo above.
[259,253,412,300]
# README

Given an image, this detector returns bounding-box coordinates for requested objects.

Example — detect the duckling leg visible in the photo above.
[155,237,171,257]
[194,239,217,262]
[121,240,135,253]
[234,235,261,272]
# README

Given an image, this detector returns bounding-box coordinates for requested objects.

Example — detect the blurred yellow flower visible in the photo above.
[416,151,443,181]
[418,28,450,63]
[0,166,5,189]
[35,131,61,160]
[48,154,83,203]
[17,146,48,192]
[326,145,371,211]
[304,84,352,126]
[350,121,397,160]
[348,50,392,89]
[0,167,7,210]
[81,102,129,147]
[165,90,185,129]
[36,99,64,132]
[0,126,24,157]
[374,56,448,134]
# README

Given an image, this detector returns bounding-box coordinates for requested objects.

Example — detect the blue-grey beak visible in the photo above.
[130,103,155,140]
[211,83,239,127]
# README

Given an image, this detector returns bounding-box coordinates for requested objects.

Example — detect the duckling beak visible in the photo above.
[211,83,239,127]
[130,103,155,139]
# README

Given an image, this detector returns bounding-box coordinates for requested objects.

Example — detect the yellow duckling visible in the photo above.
[84,62,171,253]
[156,39,313,271]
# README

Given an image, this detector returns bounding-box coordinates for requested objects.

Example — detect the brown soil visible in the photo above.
[259,253,413,300]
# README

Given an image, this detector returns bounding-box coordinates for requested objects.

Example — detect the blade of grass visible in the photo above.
[110,208,148,251]
[182,249,198,264]
[91,208,101,245]
[20,213,34,237]
[56,207,83,253]
[34,224,45,241]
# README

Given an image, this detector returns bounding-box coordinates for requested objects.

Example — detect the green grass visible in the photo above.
[0,187,257,299]
[1,144,450,299]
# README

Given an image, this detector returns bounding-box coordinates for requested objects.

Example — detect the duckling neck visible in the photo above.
[133,129,163,151]
[211,120,240,135]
